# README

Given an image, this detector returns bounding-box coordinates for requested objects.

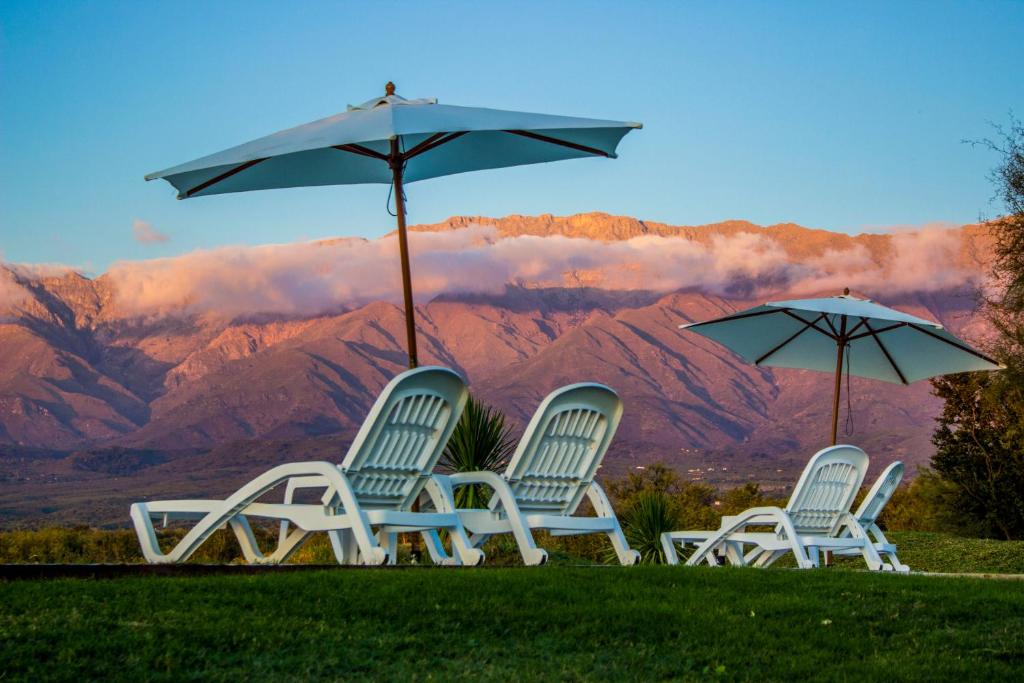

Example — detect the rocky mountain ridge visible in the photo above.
[0,213,993,524]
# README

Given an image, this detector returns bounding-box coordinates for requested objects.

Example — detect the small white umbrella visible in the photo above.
[680,289,1003,444]
[146,82,642,368]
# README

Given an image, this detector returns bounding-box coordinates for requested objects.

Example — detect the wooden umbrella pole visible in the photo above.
[830,316,848,445]
[390,135,422,562]
[830,342,844,445]
[390,137,419,369]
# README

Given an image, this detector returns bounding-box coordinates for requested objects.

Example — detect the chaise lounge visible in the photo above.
[660,445,890,571]
[425,382,641,566]
[130,366,484,566]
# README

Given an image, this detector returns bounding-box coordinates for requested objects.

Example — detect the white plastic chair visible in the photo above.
[130,366,483,566]
[661,445,888,570]
[425,383,641,566]
[833,461,908,572]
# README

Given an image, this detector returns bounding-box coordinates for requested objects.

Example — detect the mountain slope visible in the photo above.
[0,214,995,525]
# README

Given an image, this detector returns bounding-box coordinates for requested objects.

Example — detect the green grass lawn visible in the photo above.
[885,531,1024,574]
[2,567,1024,681]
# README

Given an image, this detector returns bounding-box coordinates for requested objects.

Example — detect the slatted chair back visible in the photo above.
[499,383,623,516]
[784,445,869,536]
[854,461,904,528]
[341,366,468,510]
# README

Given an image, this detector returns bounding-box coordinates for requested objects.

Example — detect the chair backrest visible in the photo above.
[341,366,468,510]
[499,383,623,516]
[853,461,904,528]
[784,445,869,535]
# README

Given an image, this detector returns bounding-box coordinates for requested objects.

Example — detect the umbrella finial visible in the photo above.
[385,81,396,96]
[843,287,850,296]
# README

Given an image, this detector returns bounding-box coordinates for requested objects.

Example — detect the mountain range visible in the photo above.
[0,213,993,526]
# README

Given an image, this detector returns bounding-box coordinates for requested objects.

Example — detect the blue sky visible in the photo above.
[1,1,1022,273]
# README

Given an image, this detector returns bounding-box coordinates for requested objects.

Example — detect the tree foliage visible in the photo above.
[605,464,784,563]
[929,118,1024,539]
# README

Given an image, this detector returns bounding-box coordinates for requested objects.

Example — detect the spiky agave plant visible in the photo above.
[438,394,517,508]
[611,490,681,564]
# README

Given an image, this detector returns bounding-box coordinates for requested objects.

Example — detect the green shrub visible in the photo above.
[437,394,517,508]
[613,490,680,564]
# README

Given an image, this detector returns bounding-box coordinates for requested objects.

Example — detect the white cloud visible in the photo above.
[133,219,170,244]
[98,224,984,319]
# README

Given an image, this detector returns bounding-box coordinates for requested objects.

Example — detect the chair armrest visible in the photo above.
[438,471,523,518]
[446,470,510,490]
[584,481,618,519]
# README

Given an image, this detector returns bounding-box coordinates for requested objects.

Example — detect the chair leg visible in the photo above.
[869,526,909,573]
[228,516,265,563]
[266,526,310,564]
[130,503,173,564]
[328,529,348,564]
[722,540,747,566]
[489,501,545,566]
[601,525,637,565]
[661,534,681,566]
[469,532,490,550]
[377,531,399,565]
[885,551,910,574]
[843,517,886,571]
[586,483,640,566]
[420,477,486,566]
[437,474,542,566]
[420,530,455,565]
[130,502,232,565]
[858,543,887,572]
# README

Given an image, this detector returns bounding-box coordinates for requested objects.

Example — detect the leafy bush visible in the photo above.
[437,394,517,508]
[613,490,680,564]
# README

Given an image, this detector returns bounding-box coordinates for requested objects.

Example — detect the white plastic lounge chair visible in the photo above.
[425,383,641,566]
[833,461,908,572]
[661,445,888,570]
[130,366,483,566]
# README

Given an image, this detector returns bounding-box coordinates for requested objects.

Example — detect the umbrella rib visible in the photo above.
[847,322,906,341]
[863,320,908,385]
[402,131,469,159]
[683,307,783,329]
[781,309,838,341]
[821,314,841,337]
[906,323,1002,365]
[754,313,827,365]
[504,130,611,157]
[845,317,869,337]
[183,157,269,198]
[332,143,389,161]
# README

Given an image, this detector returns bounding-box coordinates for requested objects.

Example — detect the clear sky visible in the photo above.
[1,1,1022,273]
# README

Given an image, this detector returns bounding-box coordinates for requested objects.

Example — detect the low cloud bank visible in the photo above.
[0,275,27,311]
[0,262,76,312]
[97,225,979,318]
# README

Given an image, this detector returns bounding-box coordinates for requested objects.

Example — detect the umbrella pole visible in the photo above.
[830,342,844,445]
[830,317,848,445]
[390,138,423,562]
[390,138,419,369]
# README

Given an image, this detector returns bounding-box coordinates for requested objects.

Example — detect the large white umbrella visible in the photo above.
[680,290,1003,444]
[146,82,642,368]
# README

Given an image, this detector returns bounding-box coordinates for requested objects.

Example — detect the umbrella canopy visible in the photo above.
[680,290,1003,444]
[146,83,641,368]
[146,88,641,198]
